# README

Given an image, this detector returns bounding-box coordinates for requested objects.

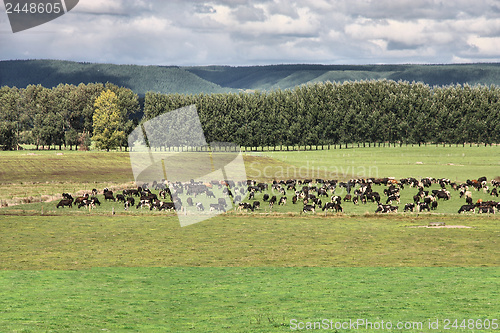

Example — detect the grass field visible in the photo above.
[1,267,497,332]
[0,146,499,332]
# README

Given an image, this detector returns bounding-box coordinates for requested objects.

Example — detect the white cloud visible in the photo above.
[1,0,500,65]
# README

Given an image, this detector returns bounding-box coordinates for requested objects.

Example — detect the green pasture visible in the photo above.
[263,145,500,182]
[0,267,498,332]
[0,146,499,332]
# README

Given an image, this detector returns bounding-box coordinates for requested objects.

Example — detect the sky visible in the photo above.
[1,0,500,66]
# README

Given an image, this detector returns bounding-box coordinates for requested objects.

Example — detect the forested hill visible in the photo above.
[2,60,500,95]
[0,60,233,96]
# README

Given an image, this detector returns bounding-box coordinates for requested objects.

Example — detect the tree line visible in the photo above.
[1,79,500,150]
[144,80,500,147]
[0,83,139,150]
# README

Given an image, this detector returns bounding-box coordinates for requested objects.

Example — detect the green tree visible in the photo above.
[92,90,125,151]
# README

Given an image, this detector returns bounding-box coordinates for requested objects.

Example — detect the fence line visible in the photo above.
[131,142,498,153]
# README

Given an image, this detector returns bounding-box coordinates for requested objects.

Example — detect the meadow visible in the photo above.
[0,145,499,332]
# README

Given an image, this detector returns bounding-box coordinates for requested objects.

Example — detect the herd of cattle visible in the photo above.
[56,176,500,215]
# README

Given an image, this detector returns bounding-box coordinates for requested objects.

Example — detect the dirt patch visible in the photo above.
[409,225,472,228]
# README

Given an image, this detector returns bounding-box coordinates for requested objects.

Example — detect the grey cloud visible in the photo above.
[233,5,266,22]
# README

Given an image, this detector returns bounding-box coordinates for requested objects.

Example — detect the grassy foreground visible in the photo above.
[0,215,497,269]
[0,267,498,332]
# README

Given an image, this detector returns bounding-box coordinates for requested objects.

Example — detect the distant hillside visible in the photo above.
[185,63,500,90]
[2,60,500,95]
[0,60,233,96]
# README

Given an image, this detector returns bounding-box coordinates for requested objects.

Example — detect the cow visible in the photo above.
[115,194,126,203]
[302,204,316,213]
[404,203,415,212]
[252,201,260,210]
[263,194,270,202]
[206,191,216,198]
[159,202,176,211]
[386,195,400,204]
[124,197,135,210]
[56,199,73,208]
[278,196,287,205]
[458,204,476,214]
[62,193,73,200]
[431,201,438,210]
[375,204,398,213]
[269,195,277,208]
[322,202,342,212]
[218,198,228,208]
[104,191,115,201]
[478,205,494,214]
[490,188,498,197]
[433,190,450,200]
[209,203,225,212]
[418,202,430,212]
[196,202,205,211]
[238,202,254,212]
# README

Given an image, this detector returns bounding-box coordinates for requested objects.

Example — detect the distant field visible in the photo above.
[263,145,500,182]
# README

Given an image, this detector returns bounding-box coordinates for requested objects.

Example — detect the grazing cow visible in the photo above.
[292,195,298,204]
[466,196,473,205]
[115,194,126,203]
[91,188,98,195]
[318,188,328,197]
[159,202,176,211]
[478,206,494,214]
[136,199,151,209]
[431,201,438,210]
[252,201,260,210]
[490,188,498,197]
[458,204,476,214]
[62,193,73,200]
[233,195,242,204]
[104,191,115,201]
[196,202,205,211]
[302,204,316,213]
[248,191,255,200]
[322,202,342,212]
[186,197,194,206]
[124,197,135,210]
[263,194,270,202]
[331,195,341,205]
[343,194,352,202]
[269,195,277,207]
[404,203,415,212]
[375,204,398,213]
[366,192,380,203]
[91,196,101,206]
[218,198,228,208]
[386,195,400,204]
[209,203,225,212]
[238,202,254,212]
[278,196,287,205]
[206,191,216,198]
[418,202,430,212]
[56,199,73,208]
[434,190,450,200]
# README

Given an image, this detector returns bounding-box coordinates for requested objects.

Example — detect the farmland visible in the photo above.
[0,145,499,332]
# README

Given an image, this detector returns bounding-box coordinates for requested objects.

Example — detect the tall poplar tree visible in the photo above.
[92,90,125,151]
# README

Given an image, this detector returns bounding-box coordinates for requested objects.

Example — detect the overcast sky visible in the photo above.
[1,0,500,66]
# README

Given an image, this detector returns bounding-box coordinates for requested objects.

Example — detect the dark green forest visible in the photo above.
[144,80,500,147]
